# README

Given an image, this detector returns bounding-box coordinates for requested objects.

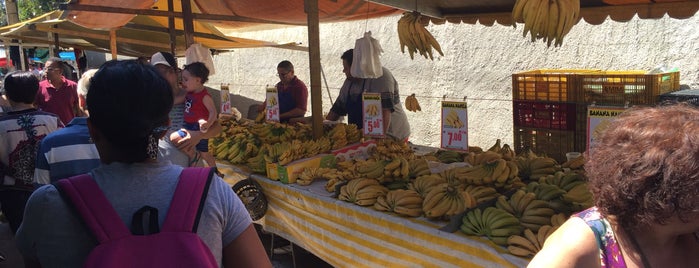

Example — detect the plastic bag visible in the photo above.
[351,31,383,79]
[185,43,216,75]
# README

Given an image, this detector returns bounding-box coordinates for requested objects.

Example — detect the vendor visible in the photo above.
[258,60,308,123]
[325,49,410,141]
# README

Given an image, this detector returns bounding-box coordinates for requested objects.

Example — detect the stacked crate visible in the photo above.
[512,70,680,163]
[512,70,591,162]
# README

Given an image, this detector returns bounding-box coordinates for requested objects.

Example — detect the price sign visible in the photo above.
[362,93,384,137]
[441,101,468,151]
[586,106,627,152]
[220,83,232,114]
[265,86,280,122]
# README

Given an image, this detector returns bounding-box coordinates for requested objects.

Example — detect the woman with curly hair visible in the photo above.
[529,103,699,268]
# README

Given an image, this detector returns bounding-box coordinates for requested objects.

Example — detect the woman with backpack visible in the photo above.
[15,60,271,268]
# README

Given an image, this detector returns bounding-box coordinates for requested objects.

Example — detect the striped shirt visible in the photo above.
[34,117,100,184]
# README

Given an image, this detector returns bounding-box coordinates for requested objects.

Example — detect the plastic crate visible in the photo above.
[658,89,699,107]
[512,69,598,102]
[513,127,577,163]
[580,71,680,106]
[513,100,579,130]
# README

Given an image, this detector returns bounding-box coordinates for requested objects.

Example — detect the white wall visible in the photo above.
[207,14,699,149]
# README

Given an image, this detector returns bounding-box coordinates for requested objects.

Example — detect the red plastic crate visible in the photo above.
[513,127,577,163]
[513,100,579,131]
[512,69,597,102]
[580,71,680,106]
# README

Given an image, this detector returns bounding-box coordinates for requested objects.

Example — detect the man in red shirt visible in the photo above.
[35,57,79,124]
[257,60,308,123]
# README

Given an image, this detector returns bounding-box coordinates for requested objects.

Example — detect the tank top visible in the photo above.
[572,207,628,268]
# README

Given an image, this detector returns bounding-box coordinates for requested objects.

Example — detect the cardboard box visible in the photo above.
[273,154,337,184]
[266,162,280,180]
[332,140,377,161]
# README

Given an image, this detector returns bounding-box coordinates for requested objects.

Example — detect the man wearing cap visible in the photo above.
[151,52,222,167]
[35,57,80,124]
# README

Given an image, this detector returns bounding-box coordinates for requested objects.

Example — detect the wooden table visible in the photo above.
[217,161,529,268]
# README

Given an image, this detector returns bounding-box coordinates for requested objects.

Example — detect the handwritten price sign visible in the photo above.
[362,93,384,137]
[441,101,469,151]
[265,87,280,122]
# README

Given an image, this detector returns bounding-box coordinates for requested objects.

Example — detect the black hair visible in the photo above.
[87,60,173,163]
[183,62,210,84]
[341,49,353,66]
[277,60,294,71]
[3,71,40,104]
[45,57,64,66]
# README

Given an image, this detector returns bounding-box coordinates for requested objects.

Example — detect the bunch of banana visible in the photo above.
[374,189,424,217]
[561,154,585,169]
[327,123,348,150]
[277,140,307,165]
[444,109,464,128]
[422,183,476,218]
[397,11,444,60]
[526,181,567,201]
[433,150,464,164]
[335,159,357,173]
[539,171,586,193]
[512,0,581,47]
[469,151,502,166]
[453,159,517,187]
[506,225,556,257]
[408,158,431,178]
[245,153,268,175]
[404,94,422,112]
[339,178,388,206]
[255,108,266,123]
[461,207,522,246]
[463,185,500,205]
[499,144,516,161]
[516,156,560,180]
[371,139,415,160]
[325,176,348,193]
[496,190,555,231]
[550,213,567,228]
[439,167,466,188]
[261,142,288,163]
[382,158,411,182]
[355,159,386,180]
[344,123,362,144]
[561,182,594,210]
[297,167,335,186]
[487,139,502,153]
[409,174,446,198]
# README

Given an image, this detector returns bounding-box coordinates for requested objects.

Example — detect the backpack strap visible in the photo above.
[55,174,131,244]
[161,167,214,233]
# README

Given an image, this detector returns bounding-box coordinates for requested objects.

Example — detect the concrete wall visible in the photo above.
[206,14,699,149]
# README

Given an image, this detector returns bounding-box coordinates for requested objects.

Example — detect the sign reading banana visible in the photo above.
[441,101,469,151]
[362,93,385,137]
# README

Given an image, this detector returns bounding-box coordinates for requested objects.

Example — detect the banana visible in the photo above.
[507,245,537,257]
[507,235,539,254]
[394,206,423,217]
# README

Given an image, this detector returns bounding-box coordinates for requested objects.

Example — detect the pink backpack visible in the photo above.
[56,167,218,268]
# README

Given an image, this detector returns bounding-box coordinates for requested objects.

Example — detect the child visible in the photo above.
[180,62,217,167]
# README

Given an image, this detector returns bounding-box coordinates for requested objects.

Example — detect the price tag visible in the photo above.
[220,83,232,114]
[362,93,384,137]
[441,101,468,151]
[265,86,280,122]
[586,106,626,152]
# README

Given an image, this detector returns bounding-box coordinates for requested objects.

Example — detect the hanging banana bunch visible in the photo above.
[512,0,581,47]
[404,94,422,112]
[397,11,444,60]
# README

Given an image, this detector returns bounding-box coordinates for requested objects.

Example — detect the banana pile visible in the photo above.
[365,104,380,116]
[515,154,560,180]
[506,225,557,257]
[460,207,523,246]
[512,0,580,47]
[463,185,500,204]
[408,158,431,178]
[444,109,464,128]
[453,159,521,189]
[339,178,389,206]
[374,189,424,217]
[297,167,348,186]
[370,139,415,161]
[409,174,446,198]
[397,11,444,60]
[404,94,422,112]
[422,183,476,218]
[355,159,386,180]
[496,190,555,232]
[382,158,411,182]
[432,150,465,164]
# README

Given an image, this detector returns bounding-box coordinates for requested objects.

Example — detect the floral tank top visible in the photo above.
[572,207,627,268]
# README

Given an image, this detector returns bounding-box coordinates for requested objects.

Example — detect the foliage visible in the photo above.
[0,0,58,26]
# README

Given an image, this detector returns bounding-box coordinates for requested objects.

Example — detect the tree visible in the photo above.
[0,0,57,26]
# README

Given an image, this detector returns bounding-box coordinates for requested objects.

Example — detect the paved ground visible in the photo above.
[0,221,332,267]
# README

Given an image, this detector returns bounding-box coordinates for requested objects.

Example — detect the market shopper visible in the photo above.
[33,69,100,184]
[15,60,271,267]
[325,49,410,141]
[257,60,309,123]
[0,71,63,234]
[150,52,222,167]
[35,57,80,124]
[528,103,699,268]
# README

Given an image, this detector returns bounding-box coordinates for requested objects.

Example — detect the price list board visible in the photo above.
[441,101,468,151]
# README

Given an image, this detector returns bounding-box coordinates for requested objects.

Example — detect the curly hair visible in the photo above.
[585,103,699,230]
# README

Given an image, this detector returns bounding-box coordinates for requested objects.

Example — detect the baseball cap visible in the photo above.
[150,52,178,69]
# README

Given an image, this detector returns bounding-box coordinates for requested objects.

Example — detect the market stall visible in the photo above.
[217,161,529,268]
